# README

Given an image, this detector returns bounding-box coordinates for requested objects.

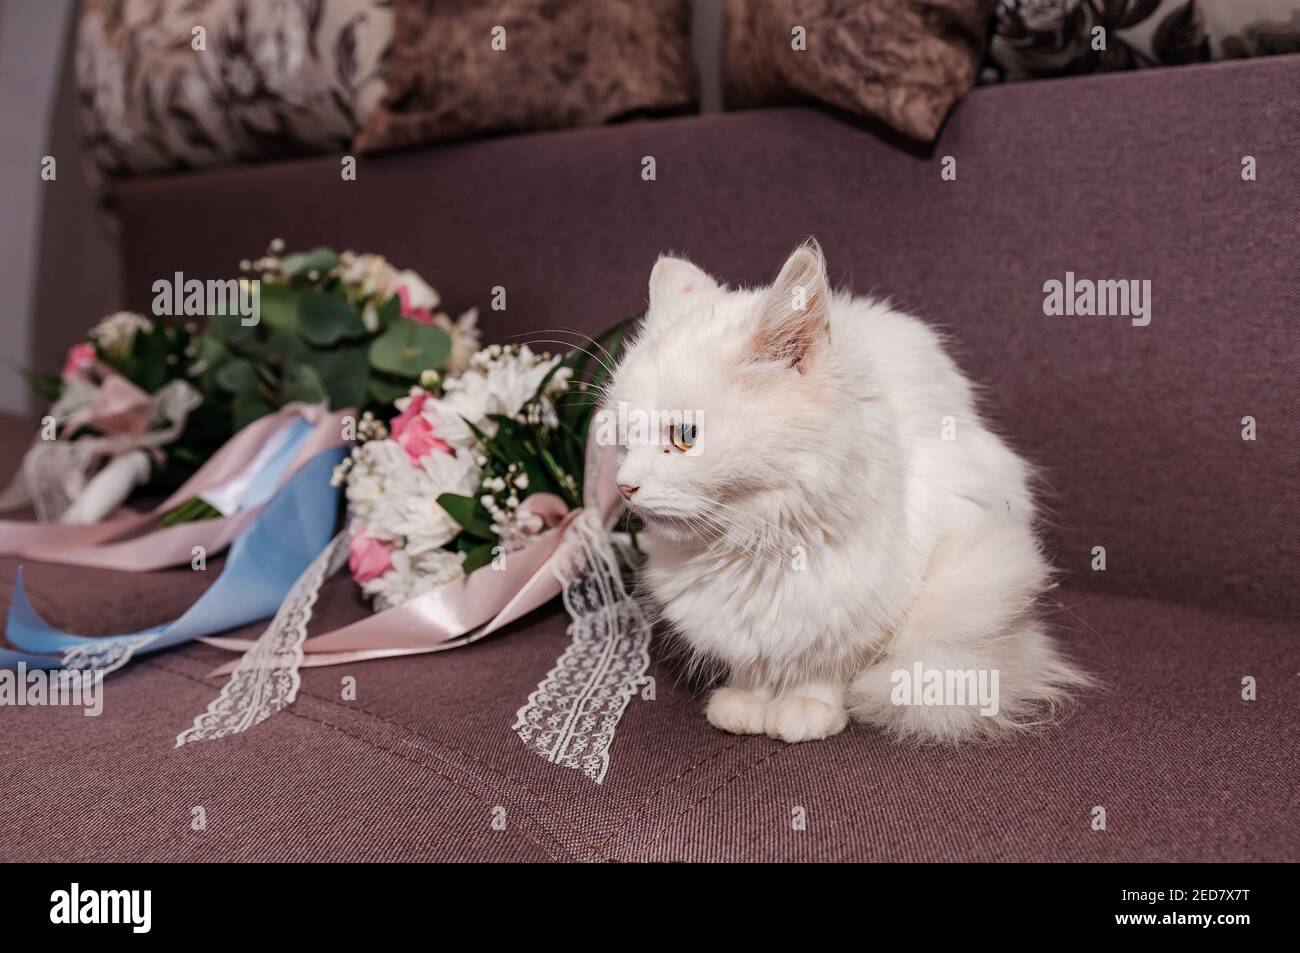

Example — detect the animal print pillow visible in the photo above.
[723,0,998,142]
[354,0,697,154]
[77,0,393,186]
[984,0,1300,82]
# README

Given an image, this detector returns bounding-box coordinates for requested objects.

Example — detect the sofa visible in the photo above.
[3,52,1297,862]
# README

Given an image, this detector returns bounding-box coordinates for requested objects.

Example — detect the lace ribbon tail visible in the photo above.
[512,511,651,784]
[174,530,349,747]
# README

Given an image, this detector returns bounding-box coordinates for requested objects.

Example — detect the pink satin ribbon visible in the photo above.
[203,432,624,675]
[0,403,353,568]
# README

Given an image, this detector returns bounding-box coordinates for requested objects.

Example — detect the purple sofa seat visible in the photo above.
[3,53,1298,861]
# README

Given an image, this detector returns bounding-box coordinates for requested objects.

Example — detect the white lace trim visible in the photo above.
[174,530,349,747]
[512,511,652,784]
[62,633,159,675]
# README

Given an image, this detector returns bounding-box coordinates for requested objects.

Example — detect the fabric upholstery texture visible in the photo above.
[4,53,1298,861]
[984,0,1300,83]
[355,0,697,154]
[77,0,393,186]
[724,0,997,140]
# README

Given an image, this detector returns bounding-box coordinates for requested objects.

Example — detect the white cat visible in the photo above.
[606,240,1088,743]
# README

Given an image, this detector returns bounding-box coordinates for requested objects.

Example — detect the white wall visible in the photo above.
[0,0,76,413]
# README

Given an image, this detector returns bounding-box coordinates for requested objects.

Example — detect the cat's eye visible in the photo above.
[669,422,697,452]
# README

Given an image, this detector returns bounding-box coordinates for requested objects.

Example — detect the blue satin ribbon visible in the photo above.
[1,441,345,671]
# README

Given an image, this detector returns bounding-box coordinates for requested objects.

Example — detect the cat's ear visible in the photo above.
[753,239,831,371]
[648,255,721,316]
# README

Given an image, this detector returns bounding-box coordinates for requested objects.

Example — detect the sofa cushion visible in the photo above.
[355,0,697,154]
[725,0,996,141]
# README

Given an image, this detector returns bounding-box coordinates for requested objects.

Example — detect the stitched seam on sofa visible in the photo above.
[154,651,607,858]
[627,742,794,862]
[294,685,611,860]
[159,647,758,862]
[592,734,758,856]
[149,658,569,862]
[285,708,569,861]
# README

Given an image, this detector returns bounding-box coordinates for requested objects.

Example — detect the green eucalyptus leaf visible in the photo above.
[214,358,258,394]
[307,346,370,409]
[204,312,256,345]
[375,294,401,330]
[280,363,328,404]
[369,320,450,378]
[281,247,339,278]
[258,282,300,332]
[367,375,410,406]
[299,291,367,346]
[232,389,274,430]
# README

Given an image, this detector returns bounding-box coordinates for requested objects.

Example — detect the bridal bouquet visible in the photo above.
[10,241,475,526]
[8,311,214,522]
[338,325,624,608]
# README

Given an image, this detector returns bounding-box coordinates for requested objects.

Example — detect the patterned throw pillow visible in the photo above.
[354,0,698,155]
[983,0,1300,83]
[723,0,997,142]
[76,0,393,186]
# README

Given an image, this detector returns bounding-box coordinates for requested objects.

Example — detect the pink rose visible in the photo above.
[62,343,96,380]
[391,392,451,464]
[348,527,394,583]
[395,285,434,325]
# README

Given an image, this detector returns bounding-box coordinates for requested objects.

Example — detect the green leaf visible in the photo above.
[261,329,307,366]
[299,290,367,346]
[280,363,328,404]
[258,282,300,332]
[281,247,339,278]
[160,497,223,527]
[369,320,450,378]
[366,374,409,406]
[461,542,496,575]
[375,294,401,330]
[307,346,370,409]
[436,493,495,541]
[214,358,259,394]
[205,312,257,345]
[232,389,275,430]
[20,369,62,402]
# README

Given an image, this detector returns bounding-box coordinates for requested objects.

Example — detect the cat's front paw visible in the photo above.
[765,696,848,742]
[706,687,769,735]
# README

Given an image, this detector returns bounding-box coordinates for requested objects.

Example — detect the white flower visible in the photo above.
[361,547,465,613]
[342,252,397,300]
[89,311,153,355]
[388,269,440,312]
[433,308,481,376]
[426,344,562,448]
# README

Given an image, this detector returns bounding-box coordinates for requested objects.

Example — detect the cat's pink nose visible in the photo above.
[618,482,639,500]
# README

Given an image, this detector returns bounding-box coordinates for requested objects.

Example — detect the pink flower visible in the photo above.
[395,285,434,325]
[391,392,451,464]
[396,415,451,464]
[349,527,394,583]
[62,343,96,380]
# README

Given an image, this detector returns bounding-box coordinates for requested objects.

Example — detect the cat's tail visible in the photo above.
[847,516,1092,743]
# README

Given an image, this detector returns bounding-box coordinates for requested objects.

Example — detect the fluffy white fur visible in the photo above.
[607,240,1088,744]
